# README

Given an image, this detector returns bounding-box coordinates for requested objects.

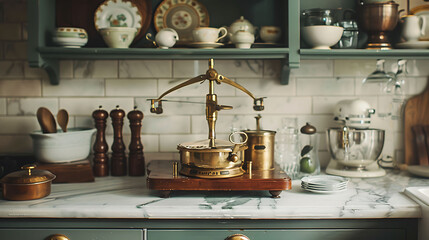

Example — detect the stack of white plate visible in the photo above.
[301,175,349,194]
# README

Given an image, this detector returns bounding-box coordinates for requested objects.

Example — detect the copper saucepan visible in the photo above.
[1,164,56,201]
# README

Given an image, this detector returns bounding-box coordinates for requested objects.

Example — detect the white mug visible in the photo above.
[260,26,281,43]
[192,27,227,43]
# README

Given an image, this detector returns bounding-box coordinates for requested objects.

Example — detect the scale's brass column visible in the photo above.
[127,107,145,176]
[92,106,109,177]
[110,105,126,176]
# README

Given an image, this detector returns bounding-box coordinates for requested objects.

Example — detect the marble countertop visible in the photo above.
[0,170,428,220]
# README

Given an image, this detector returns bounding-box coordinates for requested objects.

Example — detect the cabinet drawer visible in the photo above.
[0,228,143,240]
[148,229,406,240]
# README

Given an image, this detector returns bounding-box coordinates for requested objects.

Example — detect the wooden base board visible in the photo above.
[36,159,94,183]
[147,160,292,198]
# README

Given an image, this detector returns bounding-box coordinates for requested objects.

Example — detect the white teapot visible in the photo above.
[146,28,179,49]
[231,28,255,49]
[230,16,256,35]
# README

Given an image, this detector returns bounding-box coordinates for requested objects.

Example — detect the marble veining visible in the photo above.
[0,170,427,219]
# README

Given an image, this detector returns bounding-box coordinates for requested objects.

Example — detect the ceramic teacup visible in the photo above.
[192,27,227,43]
[260,26,281,43]
[99,27,137,48]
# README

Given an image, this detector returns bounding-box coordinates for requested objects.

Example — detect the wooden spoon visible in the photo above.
[57,109,69,132]
[36,107,57,133]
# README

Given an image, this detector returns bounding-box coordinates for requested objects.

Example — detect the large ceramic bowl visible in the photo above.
[30,128,96,163]
[302,25,343,49]
[99,27,137,48]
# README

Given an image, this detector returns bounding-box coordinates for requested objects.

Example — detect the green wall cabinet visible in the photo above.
[27,0,429,85]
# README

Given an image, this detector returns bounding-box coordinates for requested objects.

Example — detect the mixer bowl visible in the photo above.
[327,128,385,168]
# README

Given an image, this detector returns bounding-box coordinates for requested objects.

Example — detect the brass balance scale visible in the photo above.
[146,59,291,198]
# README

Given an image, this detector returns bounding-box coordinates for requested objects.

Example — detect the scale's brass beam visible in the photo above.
[217,75,257,100]
[155,75,207,101]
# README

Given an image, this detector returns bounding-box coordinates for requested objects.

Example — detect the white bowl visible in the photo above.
[301,25,344,49]
[52,36,88,48]
[99,27,137,48]
[30,128,96,163]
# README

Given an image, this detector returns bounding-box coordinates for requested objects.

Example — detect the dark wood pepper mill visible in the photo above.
[92,106,109,177]
[110,105,126,176]
[127,106,145,176]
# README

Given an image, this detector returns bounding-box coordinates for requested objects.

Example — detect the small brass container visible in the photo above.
[243,130,276,170]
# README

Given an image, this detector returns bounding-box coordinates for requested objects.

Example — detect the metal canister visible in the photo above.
[243,130,276,170]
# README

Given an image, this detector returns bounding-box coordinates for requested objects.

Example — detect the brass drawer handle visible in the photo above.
[46,234,70,240]
[225,234,250,240]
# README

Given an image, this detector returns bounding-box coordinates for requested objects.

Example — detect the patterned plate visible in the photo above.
[95,0,143,34]
[154,0,209,43]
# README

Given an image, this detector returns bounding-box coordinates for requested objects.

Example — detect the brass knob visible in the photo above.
[46,234,70,240]
[225,234,250,240]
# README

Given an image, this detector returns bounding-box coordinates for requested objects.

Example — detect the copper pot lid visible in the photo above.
[1,164,56,184]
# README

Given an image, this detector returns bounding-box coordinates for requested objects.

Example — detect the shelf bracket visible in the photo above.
[41,60,59,85]
[280,60,290,85]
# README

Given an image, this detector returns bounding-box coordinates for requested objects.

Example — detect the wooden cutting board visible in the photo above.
[404,78,429,165]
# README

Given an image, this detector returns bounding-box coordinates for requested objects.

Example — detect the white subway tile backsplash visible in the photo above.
[43,79,105,97]
[119,60,171,78]
[7,97,58,115]
[291,60,333,77]
[334,59,376,77]
[236,78,295,97]
[60,98,134,116]
[74,60,118,78]
[0,135,32,154]
[0,116,40,134]
[24,64,46,79]
[0,79,41,96]
[142,115,190,134]
[105,79,156,96]
[60,60,73,78]
[407,60,429,77]
[4,42,26,60]
[0,61,25,78]
[173,60,263,78]
[297,77,354,96]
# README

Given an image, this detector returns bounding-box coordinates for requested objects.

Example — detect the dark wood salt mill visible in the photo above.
[92,106,109,177]
[127,106,145,176]
[110,105,127,176]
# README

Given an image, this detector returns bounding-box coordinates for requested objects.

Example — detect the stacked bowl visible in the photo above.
[52,27,88,48]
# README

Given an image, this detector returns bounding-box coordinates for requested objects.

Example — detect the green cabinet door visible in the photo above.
[0,229,143,240]
[148,229,406,240]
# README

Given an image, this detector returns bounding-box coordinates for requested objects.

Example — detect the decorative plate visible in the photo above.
[94,0,142,34]
[410,5,429,41]
[154,0,209,42]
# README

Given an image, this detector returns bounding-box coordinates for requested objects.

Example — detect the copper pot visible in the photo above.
[1,164,56,201]
[358,1,399,49]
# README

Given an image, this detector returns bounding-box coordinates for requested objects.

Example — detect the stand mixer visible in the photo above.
[326,99,386,178]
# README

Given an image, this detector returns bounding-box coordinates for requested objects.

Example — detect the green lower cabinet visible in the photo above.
[147,229,405,240]
[0,229,143,240]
